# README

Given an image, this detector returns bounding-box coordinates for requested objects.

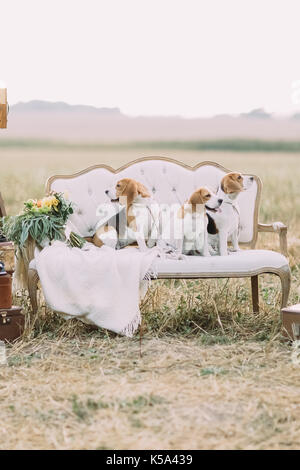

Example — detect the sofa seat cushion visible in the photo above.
[155,249,289,277]
[29,249,288,277]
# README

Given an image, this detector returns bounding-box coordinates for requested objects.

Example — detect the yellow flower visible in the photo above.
[42,197,53,208]
[40,196,59,208]
[42,196,56,208]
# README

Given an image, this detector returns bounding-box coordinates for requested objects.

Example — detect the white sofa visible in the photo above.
[28,157,291,314]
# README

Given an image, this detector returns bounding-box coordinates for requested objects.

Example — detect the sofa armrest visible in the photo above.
[257,222,288,257]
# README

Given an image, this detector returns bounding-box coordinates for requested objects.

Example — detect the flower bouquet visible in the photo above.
[2,193,74,248]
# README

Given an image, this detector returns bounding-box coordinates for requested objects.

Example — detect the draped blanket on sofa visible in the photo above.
[34,241,159,336]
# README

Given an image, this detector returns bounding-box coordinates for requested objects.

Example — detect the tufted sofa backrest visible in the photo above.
[47,157,262,245]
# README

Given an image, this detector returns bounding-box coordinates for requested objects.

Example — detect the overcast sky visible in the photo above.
[1,0,300,117]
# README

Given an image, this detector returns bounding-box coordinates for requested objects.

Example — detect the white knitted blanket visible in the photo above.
[34,241,159,336]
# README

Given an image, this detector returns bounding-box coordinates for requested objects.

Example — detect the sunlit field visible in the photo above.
[2,147,300,227]
[1,147,300,450]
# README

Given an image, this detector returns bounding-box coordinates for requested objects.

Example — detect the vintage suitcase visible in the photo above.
[0,262,12,309]
[0,306,25,342]
[0,241,15,273]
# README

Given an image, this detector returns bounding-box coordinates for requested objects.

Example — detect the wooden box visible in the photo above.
[0,88,7,129]
[282,304,300,341]
[0,242,15,273]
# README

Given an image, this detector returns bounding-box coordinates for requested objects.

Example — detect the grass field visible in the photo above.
[1,147,300,450]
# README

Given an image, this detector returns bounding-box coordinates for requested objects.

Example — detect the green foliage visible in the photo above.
[68,231,86,248]
[1,138,300,152]
[2,192,73,248]
[70,393,166,422]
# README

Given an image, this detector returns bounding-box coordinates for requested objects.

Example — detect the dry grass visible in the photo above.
[0,148,300,450]
[1,335,300,450]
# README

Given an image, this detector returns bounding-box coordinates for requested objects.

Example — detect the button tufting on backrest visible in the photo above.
[49,159,257,243]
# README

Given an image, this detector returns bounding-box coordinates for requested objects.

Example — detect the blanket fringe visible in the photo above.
[121,262,158,338]
[120,311,141,338]
[143,268,157,282]
[140,262,158,300]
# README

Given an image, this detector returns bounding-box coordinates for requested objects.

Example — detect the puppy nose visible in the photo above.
[218,199,223,204]
[105,190,109,194]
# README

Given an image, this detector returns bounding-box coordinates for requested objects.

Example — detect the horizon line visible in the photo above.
[9,99,300,120]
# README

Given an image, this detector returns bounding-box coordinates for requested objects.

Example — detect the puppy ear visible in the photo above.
[120,180,138,207]
[136,182,150,198]
[119,180,138,224]
[199,188,211,204]
[188,190,204,210]
[221,174,243,194]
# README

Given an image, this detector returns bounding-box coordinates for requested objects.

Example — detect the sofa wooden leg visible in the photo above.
[279,267,291,309]
[28,268,40,315]
[251,275,259,314]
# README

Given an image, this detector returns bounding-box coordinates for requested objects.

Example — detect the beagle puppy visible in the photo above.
[162,187,222,256]
[93,178,160,251]
[207,172,254,256]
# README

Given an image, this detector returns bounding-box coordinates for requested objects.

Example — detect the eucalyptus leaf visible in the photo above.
[1,193,74,248]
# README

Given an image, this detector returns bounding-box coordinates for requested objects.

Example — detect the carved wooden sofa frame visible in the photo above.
[27,157,291,317]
